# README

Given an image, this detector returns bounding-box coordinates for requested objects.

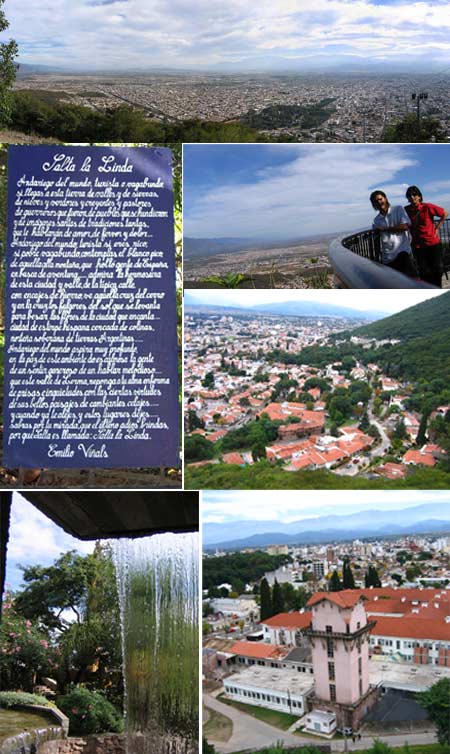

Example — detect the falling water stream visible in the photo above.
[113,532,198,754]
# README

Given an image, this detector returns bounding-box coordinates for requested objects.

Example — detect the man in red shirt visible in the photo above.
[405,185,448,287]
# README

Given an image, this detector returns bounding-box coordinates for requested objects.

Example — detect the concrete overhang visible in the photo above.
[4,490,198,540]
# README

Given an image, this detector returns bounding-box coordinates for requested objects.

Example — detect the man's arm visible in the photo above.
[376,223,409,234]
[434,207,449,234]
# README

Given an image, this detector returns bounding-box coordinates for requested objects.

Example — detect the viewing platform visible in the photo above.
[329,219,450,288]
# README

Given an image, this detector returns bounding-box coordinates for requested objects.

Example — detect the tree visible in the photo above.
[364,565,381,588]
[329,570,342,592]
[393,419,407,441]
[184,434,215,462]
[202,371,215,389]
[186,409,204,432]
[0,1,17,127]
[405,564,422,581]
[14,550,96,632]
[259,578,272,621]
[359,413,370,433]
[382,113,443,143]
[272,579,285,615]
[0,597,55,692]
[417,678,450,745]
[416,409,430,446]
[342,558,355,589]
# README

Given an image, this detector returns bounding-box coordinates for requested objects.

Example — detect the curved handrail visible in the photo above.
[329,229,439,289]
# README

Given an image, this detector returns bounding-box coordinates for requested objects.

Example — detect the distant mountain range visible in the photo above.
[184,292,388,321]
[203,503,450,550]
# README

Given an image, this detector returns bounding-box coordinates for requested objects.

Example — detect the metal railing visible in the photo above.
[329,218,450,289]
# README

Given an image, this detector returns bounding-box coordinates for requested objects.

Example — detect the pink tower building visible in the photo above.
[306,591,379,731]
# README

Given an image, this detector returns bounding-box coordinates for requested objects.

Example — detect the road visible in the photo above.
[204,693,437,753]
[367,397,391,458]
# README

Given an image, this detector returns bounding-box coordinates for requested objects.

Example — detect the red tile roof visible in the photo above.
[371,616,450,642]
[403,450,436,467]
[229,641,290,660]
[261,612,312,629]
[307,591,365,609]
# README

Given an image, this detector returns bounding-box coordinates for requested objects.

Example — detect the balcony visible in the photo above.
[329,219,450,288]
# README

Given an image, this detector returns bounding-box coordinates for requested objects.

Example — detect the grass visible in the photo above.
[218,693,298,730]
[203,705,233,742]
[351,747,448,754]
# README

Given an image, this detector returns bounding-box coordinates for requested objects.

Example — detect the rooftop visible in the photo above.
[224,666,315,696]
[369,657,450,692]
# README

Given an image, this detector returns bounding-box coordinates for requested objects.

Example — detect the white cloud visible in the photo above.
[185,144,420,239]
[4,0,450,68]
[6,493,95,590]
[201,490,450,523]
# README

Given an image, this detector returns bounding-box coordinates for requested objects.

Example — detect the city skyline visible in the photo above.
[4,0,450,71]
[184,143,450,241]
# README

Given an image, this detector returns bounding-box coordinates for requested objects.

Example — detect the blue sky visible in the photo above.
[202,491,450,524]
[3,0,450,71]
[4,494,95,593]
[183,144,450,240]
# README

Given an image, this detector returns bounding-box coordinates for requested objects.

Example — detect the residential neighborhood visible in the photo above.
[185,309,448,479]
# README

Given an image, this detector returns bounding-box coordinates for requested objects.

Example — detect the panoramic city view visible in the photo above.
[1,0,450,142]
[184,290,450,489]
[202,491,450,753]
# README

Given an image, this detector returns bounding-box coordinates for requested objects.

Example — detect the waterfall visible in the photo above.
[113,532,198,754]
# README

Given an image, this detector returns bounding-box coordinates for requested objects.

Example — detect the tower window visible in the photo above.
[358,657,362,675]
[326,625,333,633]
[330,684,336,701]
[328,662,335,680]
[327,639,334,658]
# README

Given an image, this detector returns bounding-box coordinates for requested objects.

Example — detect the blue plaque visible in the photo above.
[4,145,179,468]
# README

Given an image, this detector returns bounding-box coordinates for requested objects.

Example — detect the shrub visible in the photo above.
[0,597,56,692]
[0,690,53,708]
[57,686,123,735]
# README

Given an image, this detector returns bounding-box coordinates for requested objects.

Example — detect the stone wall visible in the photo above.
[39,735,125,754]
[39,734,198,754]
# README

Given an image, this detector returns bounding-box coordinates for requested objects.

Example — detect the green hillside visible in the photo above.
[374,326,450,384]
[353,291,450,341]
[185,461,450,490]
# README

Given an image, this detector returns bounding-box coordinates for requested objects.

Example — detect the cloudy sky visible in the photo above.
[185,288,445,313]
[3,0,450,71]
[5,493,95,592]
[202,490,450,524]
[184,143,450,240]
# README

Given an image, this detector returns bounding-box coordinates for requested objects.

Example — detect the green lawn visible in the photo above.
[351,747,448,754]
[203,705,233,743]
[218,693,298,730]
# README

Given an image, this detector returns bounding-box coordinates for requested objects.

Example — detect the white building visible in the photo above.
[305,710,337,735]
[224,666,314,717]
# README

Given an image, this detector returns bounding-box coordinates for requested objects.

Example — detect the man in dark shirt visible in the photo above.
[405,185,448,287]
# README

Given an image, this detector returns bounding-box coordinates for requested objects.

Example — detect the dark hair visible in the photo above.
[406,185,422,201]
[370,190,388,210]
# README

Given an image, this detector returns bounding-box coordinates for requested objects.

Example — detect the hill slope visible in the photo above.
[353,291,450,341]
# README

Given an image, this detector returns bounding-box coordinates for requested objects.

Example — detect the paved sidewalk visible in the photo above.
[204,694,437,754]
